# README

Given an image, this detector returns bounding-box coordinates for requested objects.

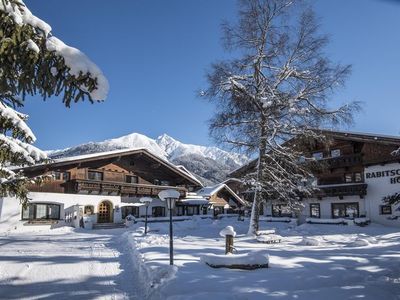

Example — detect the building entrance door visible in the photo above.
[98,201,112,223]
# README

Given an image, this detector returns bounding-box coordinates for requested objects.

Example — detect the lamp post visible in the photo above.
[158,189,180,265]
[140,197,153,235]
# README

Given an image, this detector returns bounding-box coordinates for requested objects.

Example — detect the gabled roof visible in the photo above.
[229,129,400,177]
[196,183,247,206]
[18,148,203,187]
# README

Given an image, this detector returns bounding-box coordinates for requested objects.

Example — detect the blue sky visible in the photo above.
[23,0,400,150]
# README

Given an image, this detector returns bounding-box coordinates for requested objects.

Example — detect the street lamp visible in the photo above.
[140,197,153,235]
[158,189,180,265]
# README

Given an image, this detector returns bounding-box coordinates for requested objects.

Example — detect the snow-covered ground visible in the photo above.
[127,218,400,300]
[0,226,139,299]
[1,219,400,299]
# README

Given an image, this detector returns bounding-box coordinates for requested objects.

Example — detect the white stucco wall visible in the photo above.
[299,197,366,221]
[0,193,123,228]
[364,163,400,227]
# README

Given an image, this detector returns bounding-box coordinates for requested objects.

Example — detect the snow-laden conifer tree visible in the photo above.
[0,0,109,202]
[202,0,359,234]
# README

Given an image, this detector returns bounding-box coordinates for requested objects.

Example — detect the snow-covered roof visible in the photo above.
[196,183,247,206]
[179,198,209,205]
[18,148,203,187]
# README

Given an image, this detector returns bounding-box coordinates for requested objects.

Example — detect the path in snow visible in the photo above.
[0,227,139,300]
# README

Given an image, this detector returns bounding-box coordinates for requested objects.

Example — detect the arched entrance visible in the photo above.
[98,201,113,223]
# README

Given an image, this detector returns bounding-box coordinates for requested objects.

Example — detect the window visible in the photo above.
[21,203,61,220]
[176,206,184,216]
[331,203,359,219]
[152,206,165,217]
[330,149,341,158]
[186,206,199,216]
[53,171,61,180]
[312,152,323,160]
[88,171,103,181]
[121,206,139,219]
[380,205,392,215]
[354,172,363,182]
[125,175,138,184]
[84,205,94,215]
[310,203,320,218]
[272,204,292,217]
[160,180,170,186]
[345,173,353,183]
[63,172,70,181]
[154,179,160,185]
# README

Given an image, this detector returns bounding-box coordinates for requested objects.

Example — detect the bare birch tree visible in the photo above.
[202,0,359,234]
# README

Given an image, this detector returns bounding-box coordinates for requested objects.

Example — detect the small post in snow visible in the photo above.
[220,226,236,254]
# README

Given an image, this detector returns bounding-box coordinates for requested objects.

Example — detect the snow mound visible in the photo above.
[349,238,371,247]
[300,237,321,246]
[257,229,276,235]
[256,234,282,243]
[201,252,269,269]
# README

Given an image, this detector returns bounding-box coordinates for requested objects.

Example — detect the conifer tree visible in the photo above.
[0,0,109,203]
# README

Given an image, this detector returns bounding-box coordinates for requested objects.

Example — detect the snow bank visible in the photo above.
[256,234,282,243]
[257,229,276,235]
[300,237,321,246]
[349,238,370,247]
[122,229,177,298]
[306,218,346,224]
[201,252,269,269]
[260,216,293,223]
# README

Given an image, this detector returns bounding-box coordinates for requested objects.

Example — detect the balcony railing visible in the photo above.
[314,183,367,198]
[324,153,363,169]
[64,179,187,197]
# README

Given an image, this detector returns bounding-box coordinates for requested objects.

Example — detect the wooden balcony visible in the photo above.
[314,183,367,198]
[64,179,187,197]
[324,154,363,169]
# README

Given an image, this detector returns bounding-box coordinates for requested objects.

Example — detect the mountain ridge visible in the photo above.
[47,132,249,185]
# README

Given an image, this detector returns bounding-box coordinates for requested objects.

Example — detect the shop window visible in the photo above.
[125,175,138,184]
[309,203,320,218]
[380,205,392,215]
[330,149,341,158]
[88,171,103,181]
[312,152,323,160]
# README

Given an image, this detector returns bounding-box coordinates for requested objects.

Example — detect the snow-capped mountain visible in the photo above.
[47,133,249,185]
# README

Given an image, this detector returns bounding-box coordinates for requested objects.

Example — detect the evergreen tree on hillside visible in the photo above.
[202,0,359,234]
[0,0,109,202]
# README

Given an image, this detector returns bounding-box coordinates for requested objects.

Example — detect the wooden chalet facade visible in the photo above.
[229,130,400,226]
[7,148,203,226]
